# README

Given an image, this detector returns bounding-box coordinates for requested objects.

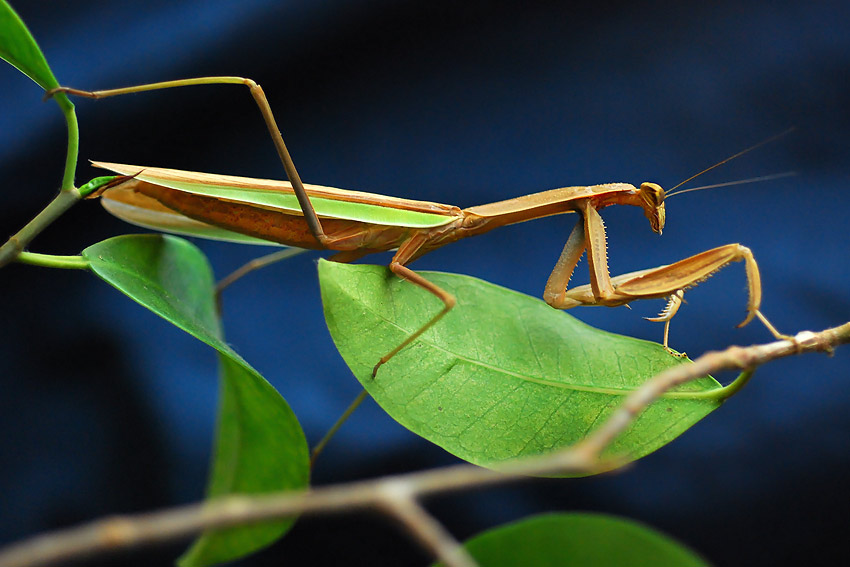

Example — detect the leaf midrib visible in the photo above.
[365,286,719,401]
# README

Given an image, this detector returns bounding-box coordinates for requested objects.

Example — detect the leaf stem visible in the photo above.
[661,369,755,402]
[715,369,756,401]
[14,251,89,270]
[0,89,80,269]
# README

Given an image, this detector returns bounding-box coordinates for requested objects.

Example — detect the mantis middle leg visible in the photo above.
[371,233,457,377]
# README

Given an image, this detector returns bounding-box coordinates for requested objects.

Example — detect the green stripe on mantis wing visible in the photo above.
[94,162,458,229]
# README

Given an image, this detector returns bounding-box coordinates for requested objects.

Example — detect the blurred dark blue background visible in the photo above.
[2,1,848,565]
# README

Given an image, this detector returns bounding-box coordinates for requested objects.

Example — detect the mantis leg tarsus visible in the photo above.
[752,309,792,341]
[735,246,789,341]
[644,290,684,348]
[644,290,684,323]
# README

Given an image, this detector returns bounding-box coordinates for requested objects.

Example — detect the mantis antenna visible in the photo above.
[665,127,795,196]
[666,171,796,199]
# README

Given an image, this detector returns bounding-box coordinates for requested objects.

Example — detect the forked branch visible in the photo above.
[0,323,846,567]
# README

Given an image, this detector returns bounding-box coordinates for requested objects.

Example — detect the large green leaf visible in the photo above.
[0,0,59,89]
[177,354,308,567]
[319,260,724,473]
[83,235,309,566]
[433,513,709,566]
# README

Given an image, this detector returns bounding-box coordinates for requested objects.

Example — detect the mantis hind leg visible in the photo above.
[46,77,331,247]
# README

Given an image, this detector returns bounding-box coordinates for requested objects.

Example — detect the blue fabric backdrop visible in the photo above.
[2,1,849,565]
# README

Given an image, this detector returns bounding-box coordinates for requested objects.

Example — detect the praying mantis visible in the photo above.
[50,77,786,375]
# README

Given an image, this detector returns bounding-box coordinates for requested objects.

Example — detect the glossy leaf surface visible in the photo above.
[0,0,59,89]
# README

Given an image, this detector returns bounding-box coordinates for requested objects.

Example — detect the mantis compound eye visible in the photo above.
[638,182,666,234]
[640,182,665,204]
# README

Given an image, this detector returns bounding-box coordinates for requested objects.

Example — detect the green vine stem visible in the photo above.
[0,187,82,268]
[55,92,79,191]
[0,91,79,269]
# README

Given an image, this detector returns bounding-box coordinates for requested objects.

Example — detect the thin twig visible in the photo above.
[0,323,846,567]
[573,323,849,460]
[376,482,478,567]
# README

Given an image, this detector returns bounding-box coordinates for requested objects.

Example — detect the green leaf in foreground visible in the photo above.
[83,235,309,566]
[320,261,726,473]
[0,0,59,89]
[432,513,709,567]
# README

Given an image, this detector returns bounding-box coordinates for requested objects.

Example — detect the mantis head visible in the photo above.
[637,182,666,234]
[632,130,795,237]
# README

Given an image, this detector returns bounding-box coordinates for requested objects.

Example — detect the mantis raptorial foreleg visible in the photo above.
[580,199,616,300]
[543,215,587,307]
[543,198,785,347]
[543,199,622,308]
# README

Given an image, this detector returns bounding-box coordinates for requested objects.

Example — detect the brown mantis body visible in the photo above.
[51,77,785,374]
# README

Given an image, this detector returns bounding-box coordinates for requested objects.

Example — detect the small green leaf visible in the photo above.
[83,235,309,565]
[432,513,709,566]
[319,261,723,473]
[0,0,59,89]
